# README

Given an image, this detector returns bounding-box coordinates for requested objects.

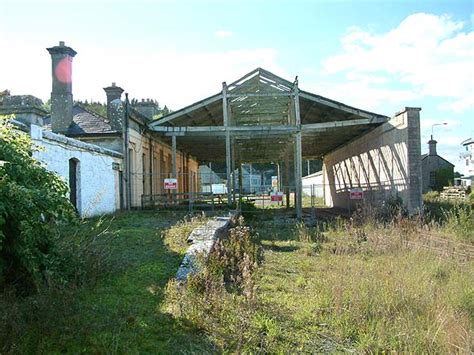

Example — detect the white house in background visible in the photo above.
[233,164,263,194]
[302,171,324,198]
[199,164,224,193]
[460,138,473,187]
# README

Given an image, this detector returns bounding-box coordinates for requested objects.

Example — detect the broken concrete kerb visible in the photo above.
[176,213,236,282]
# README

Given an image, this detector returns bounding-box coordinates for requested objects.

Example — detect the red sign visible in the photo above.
[270,192,283,202]
[164,178,178,190]
[350,188,364,200]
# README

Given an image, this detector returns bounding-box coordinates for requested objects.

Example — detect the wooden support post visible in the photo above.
[223,82,232,206]
[277,162,282,206]
[172,135,177,179]
[171,135,177,205]
[238,162,243,210]
[231,138,236,204]
[285,150,290,209]
[188,156,193,210]
[294,78,303,219]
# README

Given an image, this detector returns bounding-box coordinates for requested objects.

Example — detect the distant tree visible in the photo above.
[42,99,51,112]
[74,100,107,117]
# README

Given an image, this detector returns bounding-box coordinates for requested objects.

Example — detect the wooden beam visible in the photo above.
[150,118,387,137]
[228,92,292,98]
[302,117,387,130]
[294,79,303,219]
[172,135,177,178]
[148,93,223,127]
[284,149,290,209]
[223,82,232,206]
[299,91,389,121]
[151,124,298,136]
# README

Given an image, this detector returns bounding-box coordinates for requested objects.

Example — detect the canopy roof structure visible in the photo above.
[148,68,390,218]
[149,68,389,162]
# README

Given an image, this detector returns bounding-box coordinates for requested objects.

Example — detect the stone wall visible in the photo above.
[322,108,422,213]
[421,156,454,193]
[30,125,123,217]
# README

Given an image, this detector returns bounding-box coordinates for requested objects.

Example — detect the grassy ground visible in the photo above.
[250,217,473,352]
[159,207,473,352]
[0,211,214,353]
[2,205,473,353]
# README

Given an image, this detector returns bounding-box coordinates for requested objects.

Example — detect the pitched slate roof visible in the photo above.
[421,153,454,166]
[44,105,120,136]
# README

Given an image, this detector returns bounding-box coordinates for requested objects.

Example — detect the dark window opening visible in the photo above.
[69,158,79,211]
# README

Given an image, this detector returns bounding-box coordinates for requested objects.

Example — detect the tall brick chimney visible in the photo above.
[46,41,77,134]
[104,82,125,131]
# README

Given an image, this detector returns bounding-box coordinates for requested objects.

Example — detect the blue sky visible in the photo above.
[1,0,473,172]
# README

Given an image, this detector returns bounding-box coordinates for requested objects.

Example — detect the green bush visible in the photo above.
[423,191,440,202]
[442,205,474,243]
[0,117,75,294]
[434,167,454,191]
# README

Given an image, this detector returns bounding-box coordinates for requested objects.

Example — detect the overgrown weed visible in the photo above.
[0,214,119,352]
[161,212,207,254]
[163,216,268,352]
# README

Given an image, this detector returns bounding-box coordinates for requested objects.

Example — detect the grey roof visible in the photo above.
[421,153,454,166]
[44,105,119,136]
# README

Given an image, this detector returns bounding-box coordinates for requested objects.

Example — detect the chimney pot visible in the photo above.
[103,83,124,132]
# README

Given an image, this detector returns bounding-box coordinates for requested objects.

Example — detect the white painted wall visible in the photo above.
[302,171,324,198]
[30,125,122,217]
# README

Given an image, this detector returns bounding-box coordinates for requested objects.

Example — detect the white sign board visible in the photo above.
[270,191,283,202]
[271,176,278,188]
[350,187,364,200]
[164,178,178,190]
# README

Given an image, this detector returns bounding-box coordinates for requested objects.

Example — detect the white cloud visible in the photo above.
[215,30,233,39]
[321,13,474,114]
[307,80,420,114]
[420,118,462,130]
[0,35,282,109]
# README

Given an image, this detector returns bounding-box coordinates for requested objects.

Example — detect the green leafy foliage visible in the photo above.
[0,116,75,294]
[434,166,454,191]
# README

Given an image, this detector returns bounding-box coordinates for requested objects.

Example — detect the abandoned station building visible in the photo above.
[0,41,423,217]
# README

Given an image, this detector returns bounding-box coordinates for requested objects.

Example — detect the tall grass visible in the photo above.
[163,217,266,352]
[0,215,119,352]
[162,209,473,352]
[423,194,474,243]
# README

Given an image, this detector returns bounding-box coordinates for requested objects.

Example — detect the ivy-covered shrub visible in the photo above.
[0,117,75,294]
